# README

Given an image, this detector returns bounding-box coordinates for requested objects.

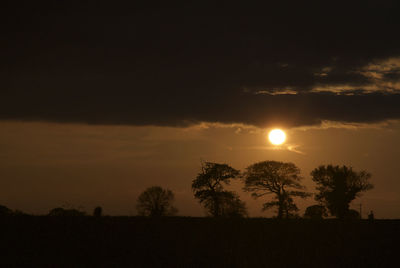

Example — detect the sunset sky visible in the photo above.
[1,1,400,218]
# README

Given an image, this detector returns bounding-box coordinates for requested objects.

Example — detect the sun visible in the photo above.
[268,129,286,145]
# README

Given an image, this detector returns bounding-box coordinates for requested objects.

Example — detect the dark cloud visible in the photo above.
[383,71,400,81]
[1,1,400,127]
[2,88,400,128]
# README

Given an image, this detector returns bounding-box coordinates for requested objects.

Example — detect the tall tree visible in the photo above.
[136,186,178,217]
[243,161,310,219]
[311,165,373,219]
[192,162,246,217]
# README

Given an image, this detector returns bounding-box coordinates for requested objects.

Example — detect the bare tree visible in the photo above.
[243,160,310,219]
[136,186,178,217]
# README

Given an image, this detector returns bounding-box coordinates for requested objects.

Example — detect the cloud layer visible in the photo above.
[2,1,400,127]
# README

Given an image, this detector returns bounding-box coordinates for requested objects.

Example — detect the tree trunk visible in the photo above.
[277,194,284,219]
[213,196,220,217]
[337,203,349,220]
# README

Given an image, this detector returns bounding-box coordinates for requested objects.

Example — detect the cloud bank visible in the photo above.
[1,1,400,128]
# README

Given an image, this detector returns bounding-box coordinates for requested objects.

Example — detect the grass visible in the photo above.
[1,216,398,267]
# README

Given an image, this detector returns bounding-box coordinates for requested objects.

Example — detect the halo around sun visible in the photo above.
[268,129,286,145]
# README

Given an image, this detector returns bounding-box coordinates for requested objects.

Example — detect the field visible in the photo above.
[1,216,399,267]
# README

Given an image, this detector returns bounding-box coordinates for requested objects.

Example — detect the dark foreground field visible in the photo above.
[1,216,399,267]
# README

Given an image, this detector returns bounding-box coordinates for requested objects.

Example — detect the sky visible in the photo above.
[1,1,400,218]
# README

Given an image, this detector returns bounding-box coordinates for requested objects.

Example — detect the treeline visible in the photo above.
[137,160,374,220]
[0,205,102,217]
[0,160,374,220]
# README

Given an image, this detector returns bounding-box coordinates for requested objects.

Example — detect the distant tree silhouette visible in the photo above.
[48,207,86,216]
[311,165,373,220]
[304,205,328,219]
[93,206,102,217]
[0,205,13,216]
[192,162,246,217]
[136,186,178,217]
[13,209,28,216]
[0,205,28,216]
[243,161,310,219]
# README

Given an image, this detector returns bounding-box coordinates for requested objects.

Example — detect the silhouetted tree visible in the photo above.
[192,162,245,217]
[243,161,310,219]
[93,206,102,217]
[48,207,86,216]
[136,186,178,217]
[311,165,373,220]
[304,205,328,219]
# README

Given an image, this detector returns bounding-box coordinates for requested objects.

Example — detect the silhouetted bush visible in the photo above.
[93,206,102,217]
[13,209,29,216]
[346,209,360,220]
[304,205,328,219]
[48,207,86,216]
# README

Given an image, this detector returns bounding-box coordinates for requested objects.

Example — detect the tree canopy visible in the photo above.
[311,165,373,219]
[192,162,246,217]
[243,160,310,219]
[136,186,178,217]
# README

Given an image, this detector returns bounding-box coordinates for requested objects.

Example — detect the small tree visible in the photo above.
[347,209,360,220]
[311,165,373,219]
[192,162,246,217]
[243,161,310,219]
[136,186,178,217]
[304,205,328,219]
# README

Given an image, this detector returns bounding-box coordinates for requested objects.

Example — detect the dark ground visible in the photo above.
[1,216,399,267]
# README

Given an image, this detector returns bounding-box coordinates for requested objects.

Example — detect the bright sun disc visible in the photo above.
[268,129,286,145]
